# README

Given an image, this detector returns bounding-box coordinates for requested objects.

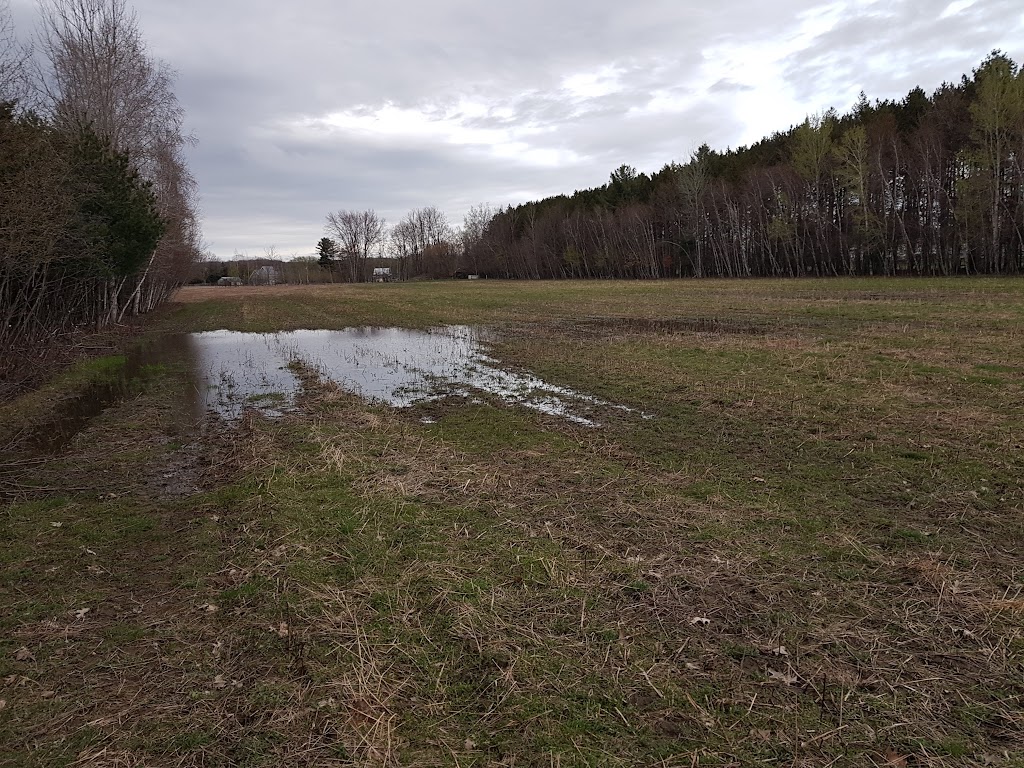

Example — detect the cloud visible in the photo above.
[709,79,756,94]
[7,0,1023,257]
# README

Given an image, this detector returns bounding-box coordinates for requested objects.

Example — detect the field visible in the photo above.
[2,278,1023,767]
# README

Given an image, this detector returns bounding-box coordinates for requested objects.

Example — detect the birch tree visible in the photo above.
[38,0,198,316]
[961,53,1024,272]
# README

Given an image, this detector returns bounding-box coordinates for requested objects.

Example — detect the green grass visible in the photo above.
[2,278,1023,766]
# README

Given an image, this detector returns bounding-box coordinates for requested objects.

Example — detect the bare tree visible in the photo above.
[461,203,493,274]
[390,206,454,277]
[677,146,710,277]
[0,0,30,103]
[38,0,182,156]
[37,0,199,320]
[325,209,387,282]
[388,218,417,280]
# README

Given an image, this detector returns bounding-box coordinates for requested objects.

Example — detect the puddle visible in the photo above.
[191,326,641,426]
[191,330,302,420]
[22,334,203,454]
[17,325,645,453]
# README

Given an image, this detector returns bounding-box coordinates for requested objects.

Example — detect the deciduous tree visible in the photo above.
[325,209,386,282]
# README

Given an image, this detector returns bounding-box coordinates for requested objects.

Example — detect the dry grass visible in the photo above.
[277,363,1022,765]
[2,278,1023,766]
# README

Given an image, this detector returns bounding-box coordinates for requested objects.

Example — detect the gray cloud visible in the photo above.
[782,0,1024,104]
[709,79,756,94]
[7,0,1023,257]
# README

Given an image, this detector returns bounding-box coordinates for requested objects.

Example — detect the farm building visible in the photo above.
[249,266,281,285]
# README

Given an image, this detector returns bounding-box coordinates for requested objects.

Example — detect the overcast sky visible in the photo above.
[8,0,1024,258]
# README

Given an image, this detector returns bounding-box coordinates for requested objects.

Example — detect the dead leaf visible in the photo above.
[212,675,227,689]
[73,608,90,620]
[212,640,224,658]
[13,647,33,662]
[883,748,908,767]
[769,645,789,656]
[752,477,767,483]
[40,690,55,699]
[270,622,289,638]
[751,728,772,742]
[49,522,63,528]
[689,616,711,627]
[201,603,218,614]
[767,668,801,685]
[684,662,702,671]
[464,738,477,750]
[0,699,6,711]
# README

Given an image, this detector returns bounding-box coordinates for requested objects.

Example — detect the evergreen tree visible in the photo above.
[316,236,338,271]
[64,125,164,280]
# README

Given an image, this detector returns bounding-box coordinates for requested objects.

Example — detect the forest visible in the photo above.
[462,53,1024,280]
[0,0,199,379]
[5,0,1024,354]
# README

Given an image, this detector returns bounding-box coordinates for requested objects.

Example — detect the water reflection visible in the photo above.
[192,326,633,426]
[191,330,300,420]
[20,326,640,453]
[23,333,204,454]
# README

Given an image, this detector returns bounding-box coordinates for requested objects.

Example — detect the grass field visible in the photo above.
[2,278,1023,767]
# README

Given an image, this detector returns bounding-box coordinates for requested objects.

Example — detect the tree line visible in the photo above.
[462,52,1024,279]
[0,0,199,358]
[193,253,361,286]
[315,204,494,282]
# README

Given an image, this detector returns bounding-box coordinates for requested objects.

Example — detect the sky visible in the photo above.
[7,0,1024,259]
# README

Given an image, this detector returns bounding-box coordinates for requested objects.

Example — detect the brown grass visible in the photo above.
[3,278,1023,766]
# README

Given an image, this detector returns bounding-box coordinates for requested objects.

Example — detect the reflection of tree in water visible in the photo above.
[188,327,647,427]
[22,333,205,453]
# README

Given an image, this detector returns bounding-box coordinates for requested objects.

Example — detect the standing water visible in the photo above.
[18,334,204,454]
[17,326,642,452]
[192,326,638,425]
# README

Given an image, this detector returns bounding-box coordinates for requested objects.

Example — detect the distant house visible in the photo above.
[217,276,243,286]
[372,267,392,283]
[249,266,280,285]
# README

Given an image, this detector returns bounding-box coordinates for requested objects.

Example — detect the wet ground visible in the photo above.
[191,326,641,426]
[21,334,203,454]
[23,325,641,451]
